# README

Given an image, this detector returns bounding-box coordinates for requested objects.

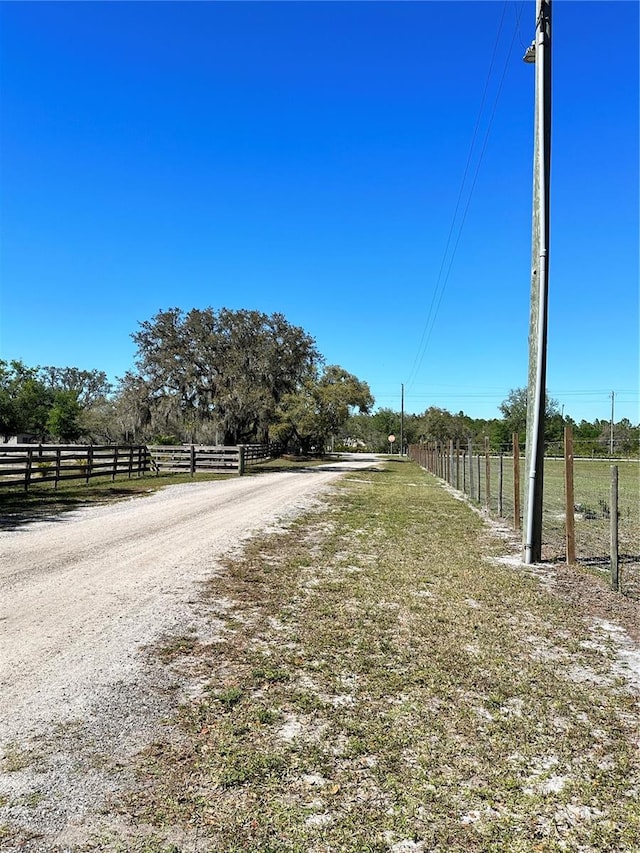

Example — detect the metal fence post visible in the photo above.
[484,436,491,511]
[513,433,521,531]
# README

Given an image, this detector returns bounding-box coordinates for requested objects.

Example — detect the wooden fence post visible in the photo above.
[190,444,196,476]
[238,445,246,476]
[610,465,619,591]
[25,447,33,492]
[55,447,62,490]
[477,453,481,503]
[498,452,504,517]
[564,426,576,565]
[513,433,521,530]
[449,440,454,486]
[484,436,491,511]
[455,440,460,490]
[112,446,119,482]
[468,438,474,500]
[86,445,93,484]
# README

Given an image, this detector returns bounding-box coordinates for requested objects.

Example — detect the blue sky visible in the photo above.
[1,1,638,423]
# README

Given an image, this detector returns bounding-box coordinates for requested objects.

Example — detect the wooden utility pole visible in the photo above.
[610,391,615,456]
[400,383,404,456]
[523,0,552,564]
[564,425,575,565]
[513,433,521,531]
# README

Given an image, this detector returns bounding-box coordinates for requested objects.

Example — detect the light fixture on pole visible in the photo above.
[523,40,536,64]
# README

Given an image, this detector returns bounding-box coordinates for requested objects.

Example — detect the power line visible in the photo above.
[405,2,508,389]
[406,2,526,390]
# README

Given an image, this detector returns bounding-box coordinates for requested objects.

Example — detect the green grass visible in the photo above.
[94,459,639,852]
[542,458,639,562]
[0,455,334,528]
[248,455,336,474]
[1,742,35,773]
[0,471,236,527]
[448,454,639,595]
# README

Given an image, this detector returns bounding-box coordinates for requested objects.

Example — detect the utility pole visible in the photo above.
[400,383,404,456]
[610,391,615,456]
[523,0,552,564]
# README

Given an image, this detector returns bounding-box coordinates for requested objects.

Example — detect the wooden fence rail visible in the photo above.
[148,443,280,475]
[148,445,240,475]
[0,444,149,490]
[0,442,281,490]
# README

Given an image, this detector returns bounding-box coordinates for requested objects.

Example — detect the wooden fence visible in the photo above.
[0,442,281,490]
[148,443,280,475]
[0,444,149,490]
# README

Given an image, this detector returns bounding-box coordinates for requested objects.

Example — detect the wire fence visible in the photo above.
[408,431,639,599]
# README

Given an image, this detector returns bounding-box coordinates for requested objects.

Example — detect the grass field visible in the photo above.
[78,457,639,852]
[449,455,639,597]
[0,471,233,529]
[0,456,324,530]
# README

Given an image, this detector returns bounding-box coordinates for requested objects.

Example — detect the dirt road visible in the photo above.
[1,456,380,742]
[0,455,380,847]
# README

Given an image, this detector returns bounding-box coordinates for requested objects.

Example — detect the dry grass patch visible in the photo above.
[101,460,638,852]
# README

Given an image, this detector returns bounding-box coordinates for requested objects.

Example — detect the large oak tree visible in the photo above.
[127,307,320,444]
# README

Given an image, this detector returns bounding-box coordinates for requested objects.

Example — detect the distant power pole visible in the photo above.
[610,391,615,456]
[400,384,404,456]
[523,0,552,565]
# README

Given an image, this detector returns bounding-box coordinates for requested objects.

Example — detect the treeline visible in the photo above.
[341,391,640,458]
[3,307,637,458]
[1,307,373,453]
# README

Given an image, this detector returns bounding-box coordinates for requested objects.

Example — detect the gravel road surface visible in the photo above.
[0,455,380,849]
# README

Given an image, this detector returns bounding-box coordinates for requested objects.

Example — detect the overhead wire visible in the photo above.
[404,2,508,389]
[405,1,526,391]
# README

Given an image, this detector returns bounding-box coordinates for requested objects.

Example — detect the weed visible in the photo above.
[213,686,244,709]
[107,458,639,851]
[1,742,32,772]
[156,634,199,662]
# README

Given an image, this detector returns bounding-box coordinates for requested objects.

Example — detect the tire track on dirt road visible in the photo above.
[0,457,380,745]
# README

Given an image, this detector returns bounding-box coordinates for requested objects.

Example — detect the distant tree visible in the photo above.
[498,388,529,441]
[0,361,20,440]
[130,307,320,444]
[410,407,473,446]
[498,387,560,449]
[111,373,155,443]
[273,366,373,454]
[46,391,84,442]
[613,418,640,456]
[40,366,112,407]
[0,359,53,440]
